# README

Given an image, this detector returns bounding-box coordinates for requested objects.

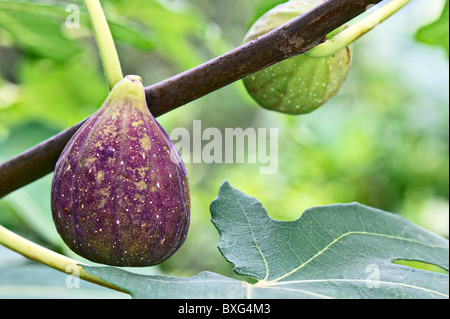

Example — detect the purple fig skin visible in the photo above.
[51,75,190,267]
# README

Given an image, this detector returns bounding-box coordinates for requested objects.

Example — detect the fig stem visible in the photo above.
[0,0,385,199]
[0,224,128,294]
[83,0,123,90]
[306,0,411,58]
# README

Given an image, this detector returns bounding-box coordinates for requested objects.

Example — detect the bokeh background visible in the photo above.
[0,0,448,298]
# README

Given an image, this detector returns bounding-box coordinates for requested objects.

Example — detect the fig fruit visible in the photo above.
[51,75,190,267]
[242,0,353,114]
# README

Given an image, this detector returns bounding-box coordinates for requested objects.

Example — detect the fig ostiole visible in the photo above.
[51,75,190,267]
[243,0,353,115]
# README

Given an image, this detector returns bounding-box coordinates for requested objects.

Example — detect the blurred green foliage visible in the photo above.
[415,0,449,57]
[246,0,288,27]
[0,0,448,297]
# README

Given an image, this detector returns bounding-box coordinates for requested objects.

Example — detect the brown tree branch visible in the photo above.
[0,0,383,199]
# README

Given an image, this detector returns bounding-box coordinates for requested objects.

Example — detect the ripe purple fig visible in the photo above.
[51,75,190,267]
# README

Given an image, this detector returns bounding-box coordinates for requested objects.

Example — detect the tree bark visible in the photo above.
[0,0,383,198]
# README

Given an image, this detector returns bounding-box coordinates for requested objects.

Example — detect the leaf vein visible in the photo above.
[235,190,270,281]
[270,231,448,282]
[269,278,449,298]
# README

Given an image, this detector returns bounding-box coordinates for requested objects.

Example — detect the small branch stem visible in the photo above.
[0,0,383,198]
[307,0,411,57]
[83,0,123,89]
[0,224,128,294]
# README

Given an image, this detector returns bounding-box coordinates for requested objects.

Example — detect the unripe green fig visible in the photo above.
[51,75,190,267]
[243,0,353,114]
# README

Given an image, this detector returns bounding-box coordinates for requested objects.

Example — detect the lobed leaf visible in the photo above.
[82,182,449,299]
[210,182,449,298]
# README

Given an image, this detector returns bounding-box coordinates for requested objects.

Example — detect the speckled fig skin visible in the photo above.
[243,0,352,114]
[51,75,190,267]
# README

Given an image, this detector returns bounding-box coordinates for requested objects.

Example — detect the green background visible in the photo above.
[0,0,448,298]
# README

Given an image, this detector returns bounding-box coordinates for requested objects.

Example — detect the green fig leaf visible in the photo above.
[81,268,247,299]
[0,1,82,61]
[0,260,126,299]
[0,0,154,61]
[415,0,449,58]
[82,182,449,299]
